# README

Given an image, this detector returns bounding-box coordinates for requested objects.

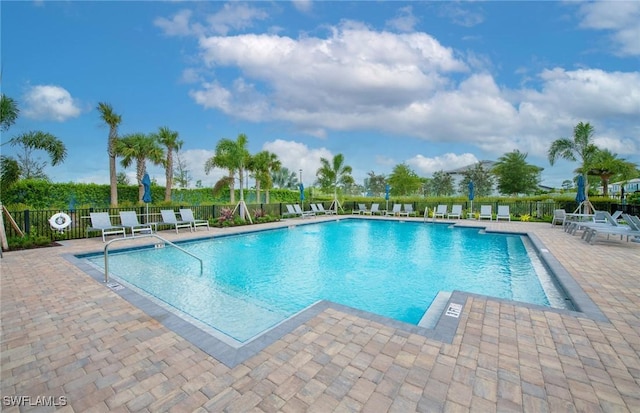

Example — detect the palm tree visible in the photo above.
[153,127,183,202]
[1,94,19,132]
[204,133,250,218]
[250,150,281,204]
[315,153,354,211]
[97,102,122,207]
[581,149,638,196]
[116,133,165,203]
[548,122,599,211]
[1,95,67,189]
[272,167,298,189]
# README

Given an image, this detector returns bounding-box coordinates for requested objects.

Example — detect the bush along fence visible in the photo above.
[2,201,639,243]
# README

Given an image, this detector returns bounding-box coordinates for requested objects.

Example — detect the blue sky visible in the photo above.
[2,1,639,190]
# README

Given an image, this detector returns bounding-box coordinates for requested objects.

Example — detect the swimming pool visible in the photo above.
[86,219,568,343]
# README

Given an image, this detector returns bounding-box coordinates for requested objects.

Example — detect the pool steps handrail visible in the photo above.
[103,233,203,283]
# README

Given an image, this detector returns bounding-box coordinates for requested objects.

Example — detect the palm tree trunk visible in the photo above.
[256,179,261,204]
[239,167,245,219]
[165,150,173,202]
[109,155,118,207]
[228,169,235,204]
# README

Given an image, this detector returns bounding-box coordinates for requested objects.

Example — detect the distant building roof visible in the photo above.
[444,160,495,175]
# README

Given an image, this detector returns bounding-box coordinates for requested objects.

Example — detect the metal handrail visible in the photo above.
[423,206,430,222]
[103,233,203,283]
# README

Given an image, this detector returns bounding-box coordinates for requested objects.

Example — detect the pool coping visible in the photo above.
[65,218,610,368]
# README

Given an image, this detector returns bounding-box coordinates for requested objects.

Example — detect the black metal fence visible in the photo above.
[3,201,639,242]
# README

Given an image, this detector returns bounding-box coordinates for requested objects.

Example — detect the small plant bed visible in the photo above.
[6,234,63,251]
[212,208,280,228]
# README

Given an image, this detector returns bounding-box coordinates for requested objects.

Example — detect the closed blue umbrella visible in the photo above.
[142,173,152,203]
[142,173,152,223]
[468,181,475,216]
[576,175,586,204]
[299,183,305,202]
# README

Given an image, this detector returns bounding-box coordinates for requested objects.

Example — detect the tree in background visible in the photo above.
[548,122,598,209]
[153,127,183,202]
[116,133,165,203]
[272,167,298,189]
[315,153,354,202]
[581,149,638,196]
[363,171,386,197]
[249,150,281,204]
[1,94,67,189]
[116,171,130,185]
[458,163,495,197]
[492,150,543,196]
[205,134,250,215]
[173,152,192,189]
[561,180,574,191]
[430,170,454,196]
[387,163,422,196]
[97,102,122,206]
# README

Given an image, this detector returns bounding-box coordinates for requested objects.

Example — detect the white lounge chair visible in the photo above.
[448,205,462,219]
[400,204,413,217]
[283,204,297,218]
[496,205,510,221]
[386,204,402,216]
[160,209,193,234]
[478,205,492,221]
[433,205,447,219]
[310,203,323,215]
[294,204,315,218]
[87,212,126,242]
[364,203,381,215]
[180,208,210,231]
[119,211,153,236]
[352,203,368,215]
[584,214,640,244]
[551,209,567,227]
[317,204,336,215]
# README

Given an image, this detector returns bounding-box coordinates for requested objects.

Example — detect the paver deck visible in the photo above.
[1,216,639,412]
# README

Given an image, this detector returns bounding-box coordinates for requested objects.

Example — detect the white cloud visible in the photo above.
[386,6,418,33]
[154,9,194,37]
[438,4,485,28]
[292,0,312,13]
[206,3,269,35]
[22,85,81,121]
[407,153,479,175]
[577,1,640,56]
[155,4,268,37]
[262,139,333,183]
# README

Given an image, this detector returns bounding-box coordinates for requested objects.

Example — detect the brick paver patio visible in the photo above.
[1,217,639,412]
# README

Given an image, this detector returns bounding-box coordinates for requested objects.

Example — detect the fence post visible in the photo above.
[24,210,31,235]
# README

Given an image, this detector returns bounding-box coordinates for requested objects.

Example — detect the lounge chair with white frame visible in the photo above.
[364,203,381,215]
[496,205,511,221]
[317,203,336,215]
[87,212,126,242]
[448,205,463,219]
[310,203,323,215]
[119,211,153,236]
[401,204,413,217]
[180,208,210,231]
[583,213,640,244]
[160,209,193,234]
[294,203,315,218]
[433,204,447,219]
[352,203,368,215]
[478,205,493,221]
[283,204,297,218]
[386,204,402,216]
[551,209,567,227]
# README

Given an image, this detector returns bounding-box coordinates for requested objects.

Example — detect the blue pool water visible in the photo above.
[86,219,566,342]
